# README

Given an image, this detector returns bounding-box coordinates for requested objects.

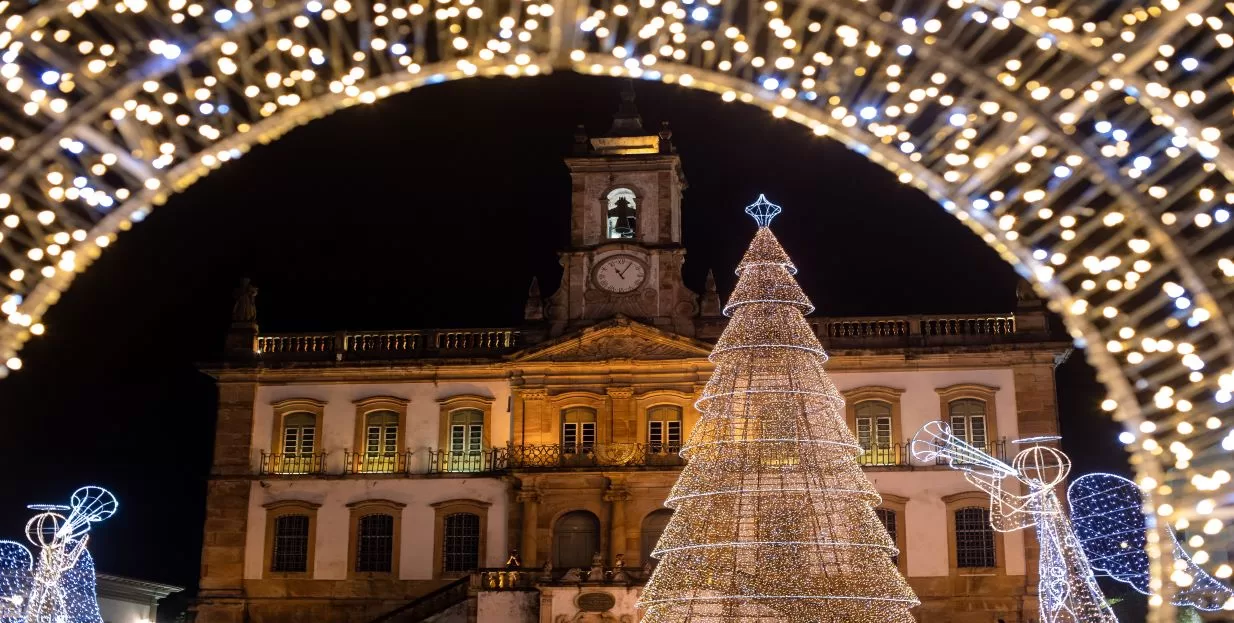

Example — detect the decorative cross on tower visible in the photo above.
[744,194,783,228]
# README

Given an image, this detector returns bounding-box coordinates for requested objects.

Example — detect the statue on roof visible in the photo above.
[232,278,258,324]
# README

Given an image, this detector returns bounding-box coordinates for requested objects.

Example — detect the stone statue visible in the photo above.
[1016,278,1037,302]
[642,561,654,579]
[560,567,583,582]
[539,560,553,582]
[506,548,521,567]
[585,551,607,581]
[611,554,629,583]
[232,278,258,323]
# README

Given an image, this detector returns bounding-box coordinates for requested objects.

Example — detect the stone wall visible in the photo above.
[477,591,539,623]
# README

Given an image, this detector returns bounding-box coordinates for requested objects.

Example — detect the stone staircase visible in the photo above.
[366,577,473,623]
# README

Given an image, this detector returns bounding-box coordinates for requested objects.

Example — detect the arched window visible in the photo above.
[640,509,673,566]
[355,514,395,573]
[854,400,893,464]
[647,405,683,454]
[269,399,326,475]
[281,412,317,456]
[874,508,899,566]
[449,408,485,471]
[562,407,597,454]
[363,410,400,471]
[271,515,310,573]
[949,399,988,450]
[954,507,996,568]
[605,188,637,239]
[554,511,600,569]
[442,513,481,575]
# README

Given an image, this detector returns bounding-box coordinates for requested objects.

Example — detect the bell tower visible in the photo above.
[542,83,700,337]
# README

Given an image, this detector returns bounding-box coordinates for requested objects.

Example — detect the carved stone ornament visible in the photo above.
[517,330,710,362]
[577,592,617,612]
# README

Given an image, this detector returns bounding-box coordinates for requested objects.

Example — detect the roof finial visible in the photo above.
[744,194,783,228]
[606,79,646,136]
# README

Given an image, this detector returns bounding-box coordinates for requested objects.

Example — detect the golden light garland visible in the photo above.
[0,0,1229,611]
[639,197,918,623]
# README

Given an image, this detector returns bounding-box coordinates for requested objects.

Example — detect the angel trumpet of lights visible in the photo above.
[911,422,1117,623]
[0,486,116,623]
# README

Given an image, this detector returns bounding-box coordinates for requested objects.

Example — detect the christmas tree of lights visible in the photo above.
[639,196,919,623]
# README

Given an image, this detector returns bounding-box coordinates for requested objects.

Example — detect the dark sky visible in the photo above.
[0,73,1130,618]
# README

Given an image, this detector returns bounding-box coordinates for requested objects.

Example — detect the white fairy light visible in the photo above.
[1068,473,1233,611]
[641,200,918,623]
[0,0,1229,603]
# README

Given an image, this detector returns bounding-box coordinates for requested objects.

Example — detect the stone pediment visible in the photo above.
[511,317,713,363]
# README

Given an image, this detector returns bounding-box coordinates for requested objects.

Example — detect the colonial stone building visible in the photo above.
[194,94,1071,623]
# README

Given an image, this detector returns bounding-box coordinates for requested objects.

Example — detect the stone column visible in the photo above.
[516,388,549,445]
[606,387,635,444]
[605,480,631,565]
[518,489,541,567]
[196,380,258,623]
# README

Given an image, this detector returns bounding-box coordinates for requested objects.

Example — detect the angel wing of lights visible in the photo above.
[911,422,1117,623]
[1068,473,1234,612]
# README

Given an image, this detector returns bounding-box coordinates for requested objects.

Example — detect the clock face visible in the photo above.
[594,256,647,293]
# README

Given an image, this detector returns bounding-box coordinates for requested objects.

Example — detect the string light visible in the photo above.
[1068,473,1234,612]
[0,486,117,623]
[912,425,1116,623]
[640,199,918,623]
[0,0,1229,603]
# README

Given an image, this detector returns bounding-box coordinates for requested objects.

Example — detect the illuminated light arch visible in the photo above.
[0,0,1231,611]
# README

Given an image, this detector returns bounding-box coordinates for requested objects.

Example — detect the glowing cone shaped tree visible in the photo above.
[639,196,919,623]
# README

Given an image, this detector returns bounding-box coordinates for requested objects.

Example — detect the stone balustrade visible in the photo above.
[254,328,523,361]
[251,312,1046,362]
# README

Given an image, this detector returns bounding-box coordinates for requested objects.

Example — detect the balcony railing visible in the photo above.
[257,440,1008,477]
[471,568,540,591]
[856,444,911,468]
[936,439,1008,466]
[255,328,523,362]
[426,449,506,474]
[260,452,327,475]
[345,451,412,474]
[809,313,1040,349]
[506,443,686,469]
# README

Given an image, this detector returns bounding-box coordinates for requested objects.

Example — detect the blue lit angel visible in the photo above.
[912,422,1117,623]
[1068,472,1233,611]
[0,487,116,623]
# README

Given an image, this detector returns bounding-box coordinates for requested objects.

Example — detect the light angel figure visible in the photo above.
[1068,472,1233,612]
[911,422,1116,623]
[0,486,116,623]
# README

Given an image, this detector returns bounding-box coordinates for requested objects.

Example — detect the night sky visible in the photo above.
[0,73,1131,619]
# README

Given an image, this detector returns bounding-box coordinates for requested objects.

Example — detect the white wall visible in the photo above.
[244,478,510,580]
[253,381,513,470]
[868,470,1027,577]
[830,368,1020,444]
[831,368,1026,578]
[97,597,153,623]
[245,368,1029,582]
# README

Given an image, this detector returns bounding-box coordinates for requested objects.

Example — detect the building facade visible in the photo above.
[96,574,183,623]
[194,99,1070,623]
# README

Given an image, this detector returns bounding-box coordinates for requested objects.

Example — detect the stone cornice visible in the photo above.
[205,340,1071,383]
